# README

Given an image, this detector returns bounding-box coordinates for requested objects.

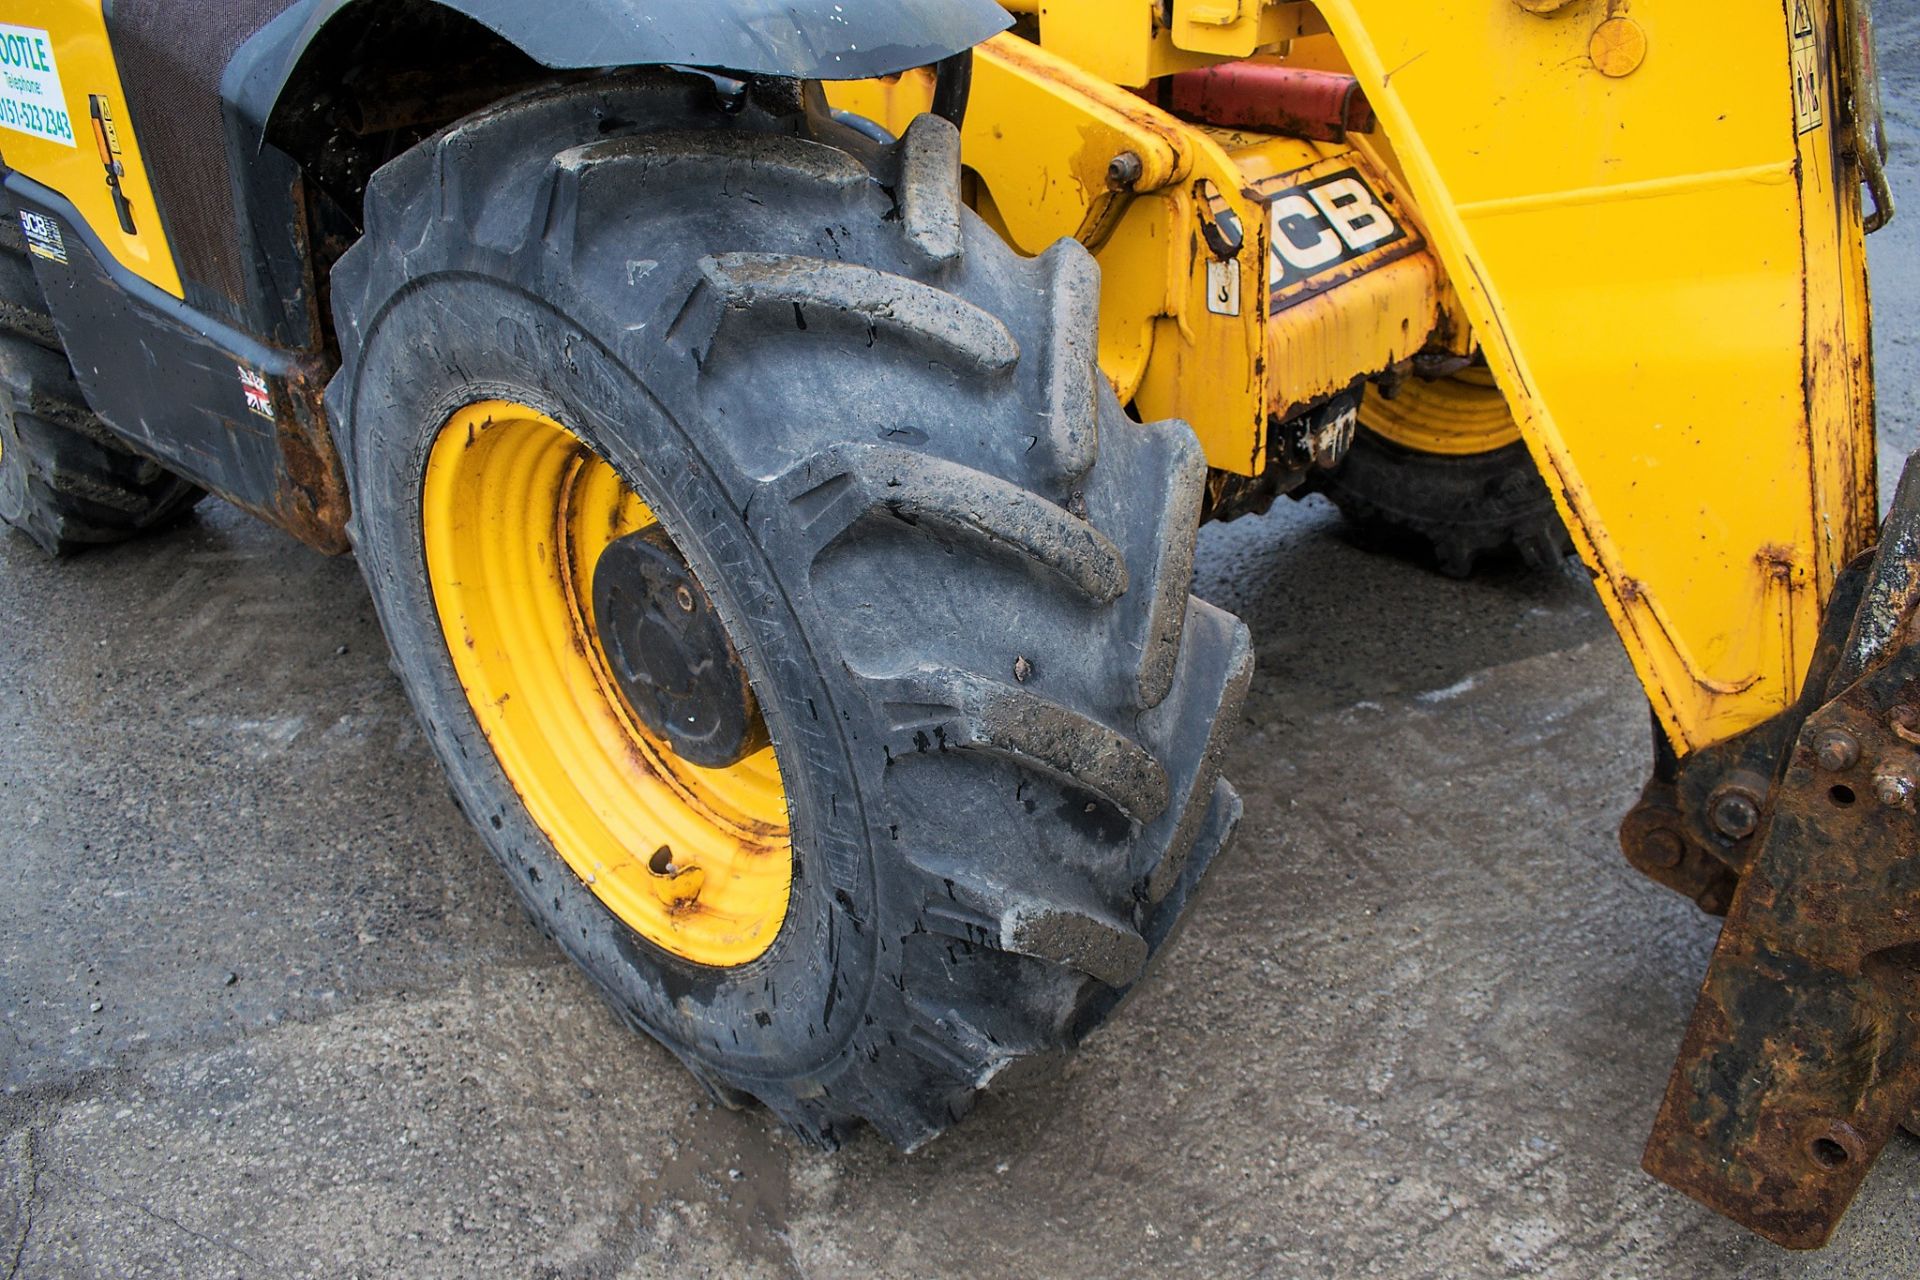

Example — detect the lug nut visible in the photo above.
[1872,763,1917,809]
[1815,728,1861,772]
[1709,790,1761,840]
[1107,151,1144,189]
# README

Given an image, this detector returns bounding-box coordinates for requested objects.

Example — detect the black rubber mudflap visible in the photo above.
[329,73,1253,1150]
[0,215,202,555]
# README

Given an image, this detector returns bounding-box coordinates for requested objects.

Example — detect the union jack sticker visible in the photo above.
[238,364,274,420]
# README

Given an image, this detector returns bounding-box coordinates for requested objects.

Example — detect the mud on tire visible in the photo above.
[329,73,1252,1148]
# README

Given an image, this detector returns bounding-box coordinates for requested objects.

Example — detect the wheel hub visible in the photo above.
[591,524,769,769]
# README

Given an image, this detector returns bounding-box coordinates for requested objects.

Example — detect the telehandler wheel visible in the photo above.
[329,75,1252,1148]
[0,217,202,555]
[1313,369,1570,578]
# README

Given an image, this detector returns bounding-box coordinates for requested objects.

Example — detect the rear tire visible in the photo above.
[0,215,202,555]
[329,75,1251,1148]
[1311,374,1569,578]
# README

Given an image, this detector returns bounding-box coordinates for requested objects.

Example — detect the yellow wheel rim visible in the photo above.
[422,401,792,967]
[1359,367,1523,457]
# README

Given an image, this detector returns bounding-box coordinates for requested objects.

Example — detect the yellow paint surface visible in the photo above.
[0,2,180,295]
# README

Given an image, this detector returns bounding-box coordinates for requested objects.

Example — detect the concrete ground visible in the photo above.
[6,20,1920,1280]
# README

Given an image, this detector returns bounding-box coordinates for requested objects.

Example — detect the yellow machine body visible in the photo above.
[0,0,178,294]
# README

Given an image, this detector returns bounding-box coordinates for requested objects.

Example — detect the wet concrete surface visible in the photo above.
[7,22,1920,1280]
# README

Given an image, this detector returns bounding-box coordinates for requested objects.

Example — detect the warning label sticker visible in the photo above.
[0,24,74,147]
[1789,0,1823,135]
[1206,258,1241,317]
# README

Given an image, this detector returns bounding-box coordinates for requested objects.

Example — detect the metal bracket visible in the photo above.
[1642,457,1920,1247]
[1619,562,1870,915]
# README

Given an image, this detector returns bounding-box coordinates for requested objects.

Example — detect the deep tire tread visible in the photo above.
[896,115,964,265]
[330,74,1250,1153]
[779,443,1129,602]
[697,252,1019,372]
[1312,418,1571,578]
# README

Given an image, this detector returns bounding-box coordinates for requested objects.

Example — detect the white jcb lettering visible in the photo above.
[1270,194,1342,275]
[1309,178,1394,252]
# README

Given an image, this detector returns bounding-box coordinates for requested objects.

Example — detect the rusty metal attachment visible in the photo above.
[1639,455,1920,1248]
[1844,0,1895,233]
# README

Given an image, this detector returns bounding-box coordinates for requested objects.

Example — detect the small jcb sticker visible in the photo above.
[18,210,65,264]
[238,365,275,420]
[1206,258,1241,317]
[1789,0,1823,135]
[0,24,74,147]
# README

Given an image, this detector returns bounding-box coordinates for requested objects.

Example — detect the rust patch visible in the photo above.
[1640,515,1920,1245]
[237,353,350,554]
[1618,776,1738,915]
[1644,665,1920,1247]
[1757,542,1804,584]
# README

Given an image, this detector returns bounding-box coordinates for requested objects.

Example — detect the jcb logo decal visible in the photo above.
[1264,169,1405,293]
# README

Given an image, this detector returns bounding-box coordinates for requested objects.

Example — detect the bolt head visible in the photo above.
[1710,791,1761,840]
[1815,728,1861,772]
[1107,151,1144,189]
[1873,766,1916,808]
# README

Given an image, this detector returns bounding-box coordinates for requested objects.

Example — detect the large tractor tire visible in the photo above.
[0,214,202,555]
[1311,368,1569,578]
[328,74,1252,1148]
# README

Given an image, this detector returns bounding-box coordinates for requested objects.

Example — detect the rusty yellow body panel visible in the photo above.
[1306,0,1878,752]
[831,35,1450,477]
[0,1,179,296]
[1235,141,1445,422]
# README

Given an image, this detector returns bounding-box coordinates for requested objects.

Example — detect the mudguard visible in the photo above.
[258,0,1011,116]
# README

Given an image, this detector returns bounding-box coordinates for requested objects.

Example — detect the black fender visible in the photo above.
[249,0,1010,126]
[203,0,1005,342]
